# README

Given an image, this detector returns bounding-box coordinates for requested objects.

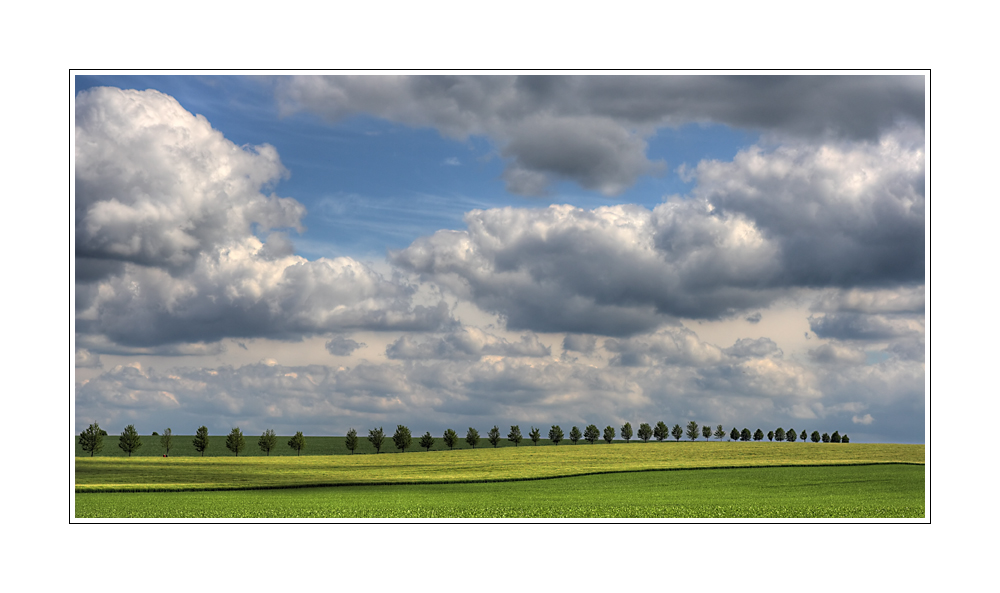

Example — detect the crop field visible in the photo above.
[74,442,923,518]
[74,464,923,518]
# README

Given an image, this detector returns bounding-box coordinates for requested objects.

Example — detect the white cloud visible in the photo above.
[853,413,875,425]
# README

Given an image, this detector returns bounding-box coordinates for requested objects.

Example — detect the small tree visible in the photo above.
[508,425,522,447]
[702,425,712,440]
[821,432,830,443]
[767,430,774,442]
[730,427,740,441]
[811,430,821,443]
[603,425,616,444]
[79,422,104,457]
[226,427,245,456]
[488,425,501,448]
[753,428,764,441]
[193,426,210,456]
[258,428,277,455]
[584,424,600,444]
[160,428,173,455]
[368,427,385,453]
[464,427,478,449]
[119,424,142,457]
[653,421,669,442]
[288,431,306,455]
[393,425,412,453]
[786,428,797,442]
[637,423,653,443]
[420,431,435,451]
[549,425,564,445]
[671,424,683,442]
[686,421,699,441]
[800,430,807,442]
[345,428,358,454]
[529,426,541,446]
[740,428,752,441]
[841,434,850,443]
[714,425,726,440]
[831,431,841,443]
[444,428,459,450]
[569,426,582,444]
[152,431,158,436]
[621,422,633,443]
[775,427,786,442]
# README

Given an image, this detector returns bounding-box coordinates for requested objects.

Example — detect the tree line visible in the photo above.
[78,420,850,457]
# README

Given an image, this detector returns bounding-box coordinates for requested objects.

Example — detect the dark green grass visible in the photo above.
[74,434,575,457]
[74,464,924,519]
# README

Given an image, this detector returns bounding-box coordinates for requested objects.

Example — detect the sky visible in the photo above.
[72,73,927,443]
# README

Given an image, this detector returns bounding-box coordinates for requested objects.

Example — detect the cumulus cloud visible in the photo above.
[386,327,550,360]
[810,286,925,314]
[853,414,875,425]
[605,327,724,367]
[274,75,923,196]
[724,337,782,359]
[808,313,923,341]
[325,336,365,356]
[808,343,867,366]
[74,87,456,350]
[75,348,102,369]
[745,312,762,324]
[562,334,598,354]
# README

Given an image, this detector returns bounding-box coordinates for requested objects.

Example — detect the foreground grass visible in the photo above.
[75,442,923,493]
[74,464,924,518]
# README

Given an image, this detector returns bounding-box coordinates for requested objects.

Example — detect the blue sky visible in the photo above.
[73,74,926,443]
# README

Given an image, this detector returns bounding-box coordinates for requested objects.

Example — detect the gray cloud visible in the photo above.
[807,343,867,366]
[562,334,598,354]
[274,75,923,196]
[325,336,365,356]
[724,337,782,359]
[808,313,923,341]
[745,312,762,324]
[386,327,550,360]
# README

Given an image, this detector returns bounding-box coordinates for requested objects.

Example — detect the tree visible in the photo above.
[702,425,712,440]
[368,427,385,453]
[152,431,158,436]
[800,430,807,442]
[444,428,459,450]
[420,431,435,451]
[193,426,210,456]
[831,431,841,443]
[714,425,726,440]
[775,427,786,442]
[821,432,830,443]
[529,426,541,445]
[118,424,142,457]
[653,421,669,442]
[753,428,764,441]
[603,425,615,444]
[637,423,653,443]
[160,428,173,455]
[393,425,412,453]
[345,428,358,454]
[767,430,774,442]
[226,427,245,456]
[463,427,478,449]
[811,430,821,443]
[730,427,740,441]
[786,428,797,442]
[549,425,564,445]
[671,424,683,442]
[584,424,600,444]
[488,425,501,448]
[288,431,306,455]
[841,434,850,443]
[258,428,277,456]
[78,422,104,457]
[569,426,582,444]
[686,421,699,441]
[508,425,522,447]
[621,422,633,443]
[740,428,752,441]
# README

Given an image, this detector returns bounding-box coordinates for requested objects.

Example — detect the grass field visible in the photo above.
[74,464,924,518]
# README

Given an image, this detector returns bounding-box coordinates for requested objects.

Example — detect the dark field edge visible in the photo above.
[74,461,924,494]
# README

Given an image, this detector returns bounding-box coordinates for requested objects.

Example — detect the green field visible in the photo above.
[74,442,923,518]
[74,464,924,518]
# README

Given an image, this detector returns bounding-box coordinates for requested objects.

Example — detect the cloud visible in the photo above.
[325,336,365,356]
[810,286,925,314]
[853,413,875,425]
[75,348,102,369]
[745,312,762,324]
[75,87,456,349]
[562,334,598,354]
[605,327,724,367]
[808,313,923,341]
[808,343,867,366]
[442,157,460,166]
[724,337,782,359]
[274,75,923,196]
[386,327,550,360]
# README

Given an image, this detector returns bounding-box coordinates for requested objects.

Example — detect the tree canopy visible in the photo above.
[488,425,501,448]
[529,426,541,445]
[621,422,633,443]
[775,427,786,442]
[730,427,740,441]
[702,425,712,440]
[637,423,653,443]
[653,421,669,442]
[671,423,684,441]
[714,425,726,440]
[287,431,306,455]
[420,431,435,451]
[443,428,459,449]
[368,427,386,453]
[79,422,104,457]
[393,425,412,452]
[740,428,752,441]
[463,427,478,449]
[786,428,797,442]
[584,424,600,444]
[258,428,277,455]
[569,426,582,444]
[118,424,142,457]
[603,425,615,444]
[160,428,173,455]
[508,425,523,447]
[345,428,358,454]
[753,428,764,441]
[685,421,699,441]
[225,427,245,456]
[193,426,210,456]
[549,425,564,445]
